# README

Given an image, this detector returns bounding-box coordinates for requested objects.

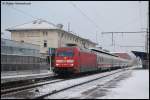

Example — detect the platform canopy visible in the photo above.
[132,51,148,60]
[132,51,149,69]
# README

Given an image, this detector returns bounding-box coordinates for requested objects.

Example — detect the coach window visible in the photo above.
[100,57,102,62]
[102,57,104,62]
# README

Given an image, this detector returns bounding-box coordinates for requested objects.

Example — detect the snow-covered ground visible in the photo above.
[45,66,149,99]
[1,68,126,99]
[46,69,129,99]
[2,66,149,99]
[1,71,54,83]
[99,69,149,99]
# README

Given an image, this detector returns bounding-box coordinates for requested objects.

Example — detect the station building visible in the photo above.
[7,19,97,57]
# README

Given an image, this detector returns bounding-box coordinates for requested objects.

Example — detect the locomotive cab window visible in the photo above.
[56,50,74,57]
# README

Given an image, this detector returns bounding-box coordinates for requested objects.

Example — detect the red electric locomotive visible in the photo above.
[53,46,131,75]
[53,47,97,74]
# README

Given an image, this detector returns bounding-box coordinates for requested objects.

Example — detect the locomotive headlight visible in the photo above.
[67,60,74,63]
[56,64,60,66]
[56,60,63,63]
[70,64,74,66]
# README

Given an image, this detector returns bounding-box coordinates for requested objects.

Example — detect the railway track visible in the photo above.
[1,67,135,99]
[1,71,103,95]
[1,75,57,90]
[1,78,64,95]
[34,69,126,99]
[1,68,114,95]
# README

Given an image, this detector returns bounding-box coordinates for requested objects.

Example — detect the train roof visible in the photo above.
[112,52,131,60]
[57,47,128,59]
[89,48,118,57]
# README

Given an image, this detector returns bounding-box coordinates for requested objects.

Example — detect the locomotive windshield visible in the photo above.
[56,50,74,57]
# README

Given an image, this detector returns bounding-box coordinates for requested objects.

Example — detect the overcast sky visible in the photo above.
[1,1,148,52]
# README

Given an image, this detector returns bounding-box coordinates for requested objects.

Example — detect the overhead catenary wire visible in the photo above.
[138,1,143,30]
[69,1,103,32]
[8,6,39,20]
[111,16,140,31]
[4,5,57,28]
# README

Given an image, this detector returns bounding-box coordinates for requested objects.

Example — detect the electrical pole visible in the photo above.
[146,1,149,68]
[120,45,145,51]
[96,31,98,44]
[101,31,146,51]
[68,22,70,32]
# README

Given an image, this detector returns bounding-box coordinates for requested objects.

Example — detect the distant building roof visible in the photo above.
[6,19,59,31]
[6,19,97,45]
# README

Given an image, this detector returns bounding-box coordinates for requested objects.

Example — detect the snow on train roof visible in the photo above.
[89,48,118,57]
[111,51,133,60]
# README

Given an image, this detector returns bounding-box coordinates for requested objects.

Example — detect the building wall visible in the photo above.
[11,30,58,55]
[11,29,96,56]
[57,30,96,48]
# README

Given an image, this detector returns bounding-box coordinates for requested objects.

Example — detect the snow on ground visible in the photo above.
[1,68,124,99]
[2,66,149,99]
[1,71,54,83]
[45,69,132,99]
[45,66,149,99]
[99,69,149,99]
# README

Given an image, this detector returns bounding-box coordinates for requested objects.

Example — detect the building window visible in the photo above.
[75,38,78,42]
[73,37,74,41]
[19,33,24,37]
[77,38,78,42]
[43,31,48,36]
[70,35,72,40]
[65,35,67,39]
[21,40,24,43]
[68,36,69,40]
[44,40,47,47]
[67,35,69,40]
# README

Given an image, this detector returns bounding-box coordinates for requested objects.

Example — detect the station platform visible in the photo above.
[1,70,54,84]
